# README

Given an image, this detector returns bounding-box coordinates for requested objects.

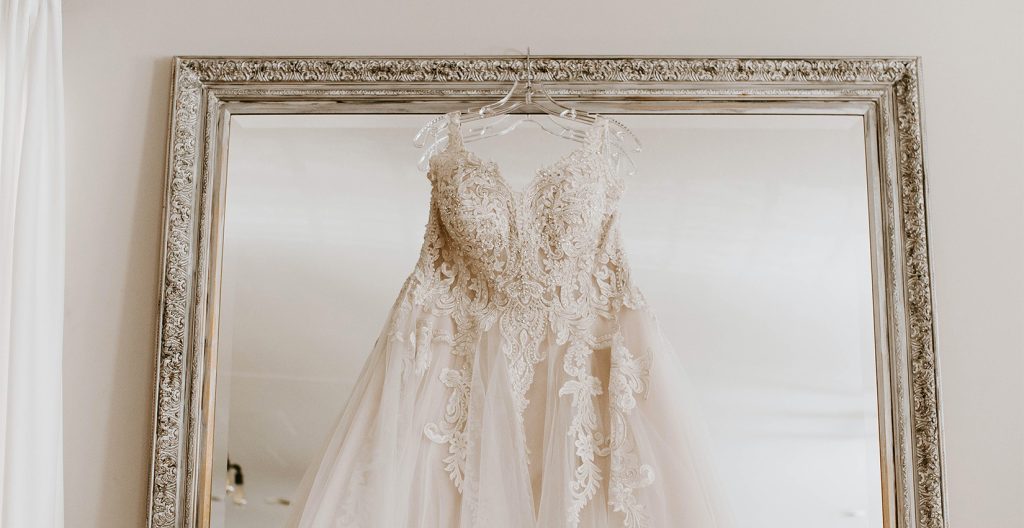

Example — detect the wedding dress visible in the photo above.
[287,111,731,528]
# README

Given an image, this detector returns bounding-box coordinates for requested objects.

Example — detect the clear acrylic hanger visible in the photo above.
[413,53,642,153]
[414,107,641,177]
[413,48,642,175]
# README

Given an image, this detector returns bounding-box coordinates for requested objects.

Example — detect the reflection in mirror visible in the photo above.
[211,113,880,528]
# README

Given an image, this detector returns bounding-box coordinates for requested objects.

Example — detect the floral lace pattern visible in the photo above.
[607,333,655,528]
[559,338,607,526]
[406,111,652,526]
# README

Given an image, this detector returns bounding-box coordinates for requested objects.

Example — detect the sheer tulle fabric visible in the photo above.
[287,295,731,528]
[287,112,733,527]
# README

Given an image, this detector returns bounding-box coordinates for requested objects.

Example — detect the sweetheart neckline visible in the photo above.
[443,112,611,199]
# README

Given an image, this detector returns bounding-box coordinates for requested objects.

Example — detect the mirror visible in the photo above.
[147,56,946,528]
[211,113,880,527]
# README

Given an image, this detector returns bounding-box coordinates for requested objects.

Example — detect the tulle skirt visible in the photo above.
[286,284,733,528]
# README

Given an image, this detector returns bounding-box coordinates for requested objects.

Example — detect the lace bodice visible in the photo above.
[408,111,646,417]
[285,112,728,528]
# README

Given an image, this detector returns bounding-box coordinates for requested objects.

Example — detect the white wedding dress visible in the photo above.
[287,112,732,528]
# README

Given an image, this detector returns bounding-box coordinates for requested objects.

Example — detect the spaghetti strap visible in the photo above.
[445,111,464,149]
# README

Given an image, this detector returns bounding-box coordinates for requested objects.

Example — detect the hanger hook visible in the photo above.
[526,47,532,86]
[525,47,534,103]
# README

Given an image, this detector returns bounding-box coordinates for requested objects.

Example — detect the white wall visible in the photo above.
[62,0,1024,527]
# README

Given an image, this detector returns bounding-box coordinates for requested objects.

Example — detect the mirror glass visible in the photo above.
[211,112,881,528]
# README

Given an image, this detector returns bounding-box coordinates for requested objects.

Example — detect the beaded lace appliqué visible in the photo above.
[606,333,655,528]
[405,111,653,526]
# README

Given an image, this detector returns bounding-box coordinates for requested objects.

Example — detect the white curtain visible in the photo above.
[0,0,65,526]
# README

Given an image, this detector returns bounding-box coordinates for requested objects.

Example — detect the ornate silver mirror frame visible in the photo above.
[147,55,945,528]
